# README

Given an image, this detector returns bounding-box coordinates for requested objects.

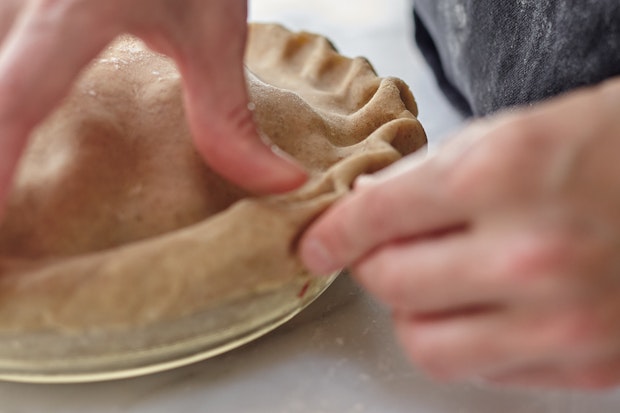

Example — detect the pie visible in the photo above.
[0,24,426,334]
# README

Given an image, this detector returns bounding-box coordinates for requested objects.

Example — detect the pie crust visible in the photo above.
[0,24,426,336]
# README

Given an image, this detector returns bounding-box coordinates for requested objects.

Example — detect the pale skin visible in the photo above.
[2,0,620,391]
[300,77,620,389]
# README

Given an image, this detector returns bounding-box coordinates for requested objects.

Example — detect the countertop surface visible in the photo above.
[3,1,620,412]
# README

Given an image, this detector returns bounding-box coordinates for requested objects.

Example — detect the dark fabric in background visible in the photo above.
[413,0,620,117]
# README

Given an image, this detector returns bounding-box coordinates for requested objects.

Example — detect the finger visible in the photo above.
[351,211,607,313]
[185,69,308,194]
[351,231,509,313]
[486,358,620,390]
[299,154,471,275]
[146,1,307,194]
[0,2,120,211]
[392,309,563,381]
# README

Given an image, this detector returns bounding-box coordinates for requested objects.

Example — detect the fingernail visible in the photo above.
[301,239,336,276]
[353,174,378,189]
[268,144,309,184]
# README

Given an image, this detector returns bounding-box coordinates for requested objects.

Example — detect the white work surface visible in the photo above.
[3,1,620,412]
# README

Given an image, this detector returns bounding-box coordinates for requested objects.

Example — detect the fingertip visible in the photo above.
[195,131,309,194]
[247,148,309,194]
[353,174,378,189]
[299,191,370,276]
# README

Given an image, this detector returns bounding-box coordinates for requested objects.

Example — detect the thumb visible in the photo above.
[164,2,307,194]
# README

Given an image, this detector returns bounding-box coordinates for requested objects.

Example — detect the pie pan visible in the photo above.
[0,23,426,383]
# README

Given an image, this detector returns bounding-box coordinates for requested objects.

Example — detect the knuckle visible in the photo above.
[493,112,555,154]
[405,337,448,378]
[357,185,396,229]
[500,117,542,148]
[444,116,549,204]
[221,102,256,139]
[443,144,497,203]
[351,256,379,290]
[530,237,574,274]
[397,326,457,380]
[503,233,578,285]
[353,251,404,306]
[547,310,606,354]
[501,210,617,293]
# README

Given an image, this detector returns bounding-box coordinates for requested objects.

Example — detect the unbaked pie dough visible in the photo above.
[0,24,426,333]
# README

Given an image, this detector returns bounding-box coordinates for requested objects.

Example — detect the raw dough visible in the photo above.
[0,24,426,332]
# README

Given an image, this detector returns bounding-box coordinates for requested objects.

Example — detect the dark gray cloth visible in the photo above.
[413,0,620,117]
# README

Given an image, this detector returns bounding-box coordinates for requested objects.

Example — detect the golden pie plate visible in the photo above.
[0,23,425,383]
[0,273,337,383]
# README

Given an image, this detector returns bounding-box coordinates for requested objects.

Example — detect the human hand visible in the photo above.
[0,0,306,212]
[300,77,620,389]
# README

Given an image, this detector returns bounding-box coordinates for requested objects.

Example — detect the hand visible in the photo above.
[300,77,620,389]
[0,0,306,212]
